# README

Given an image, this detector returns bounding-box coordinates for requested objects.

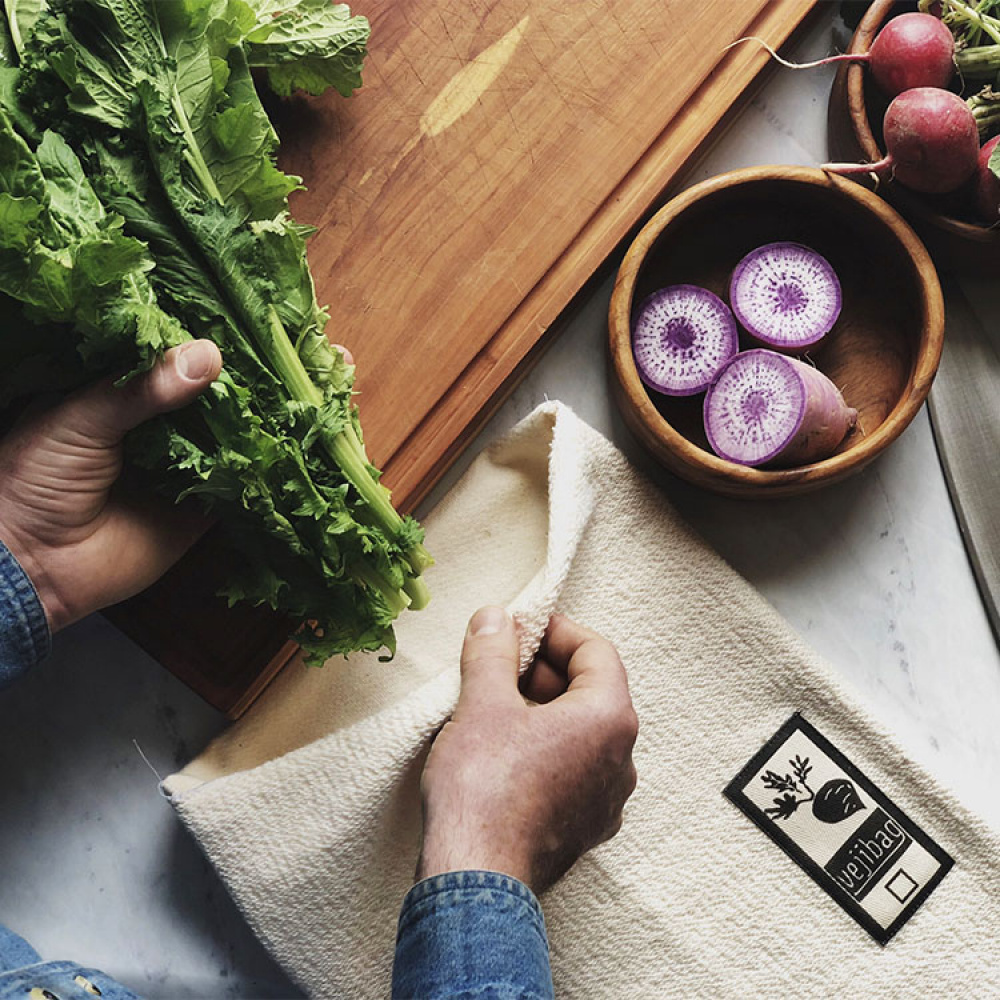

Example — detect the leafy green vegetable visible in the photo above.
[0,0,431,663]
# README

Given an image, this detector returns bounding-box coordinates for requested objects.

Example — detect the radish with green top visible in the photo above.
[704,350,858,468]
[729,242,842,353]
[631,284,738,396]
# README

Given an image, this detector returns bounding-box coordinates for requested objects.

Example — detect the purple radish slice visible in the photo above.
[704,350,858,468]
[729,242,841,353]
[631,284,738,397]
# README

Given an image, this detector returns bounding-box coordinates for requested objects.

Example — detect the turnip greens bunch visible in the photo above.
[0,0,432,663]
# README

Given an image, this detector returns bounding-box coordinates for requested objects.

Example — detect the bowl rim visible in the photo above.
[607,164,944,491]
[846,0,998,242]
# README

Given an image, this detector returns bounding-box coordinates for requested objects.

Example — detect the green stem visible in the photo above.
[970,93,1000,138]
[263,306,432,578]
[337,416,434,574]
[403,575,431,610]
[949,0,1000,45]
[354,562,410,615]
[264,304,323,405]
[170,88,224,205]
[957,43,1000,79]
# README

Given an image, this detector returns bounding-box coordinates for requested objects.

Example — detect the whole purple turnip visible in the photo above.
[704,350,857,468]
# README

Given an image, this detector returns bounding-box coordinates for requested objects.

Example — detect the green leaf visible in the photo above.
[0,6,15,65]
[243,0,369,97]
[35,129,106,235]
[23,6,133,131]
[0,108,183,365]
[0,191,42,246]
[206,98,299,217]
[4,0,43,59]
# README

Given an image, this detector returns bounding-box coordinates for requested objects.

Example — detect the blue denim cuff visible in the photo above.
[393,870,554,1000]
[0,537,51,689]
[0,959,142,1000]
[0,926,141,1000]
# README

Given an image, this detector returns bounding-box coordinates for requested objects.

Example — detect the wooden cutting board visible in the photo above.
[108,0,820,716]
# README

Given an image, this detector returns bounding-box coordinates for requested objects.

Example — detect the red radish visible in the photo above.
[631,284,738,397]
[975,135,1000,224]
[704,350,858,468]
[729,242,841,354]
[865,13,955,97]
[824,88,979,194]
[729,13,954,98]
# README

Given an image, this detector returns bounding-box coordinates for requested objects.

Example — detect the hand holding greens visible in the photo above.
[0,0,432,664]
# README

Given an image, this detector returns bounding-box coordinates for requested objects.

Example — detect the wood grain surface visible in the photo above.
[112,0,820,716]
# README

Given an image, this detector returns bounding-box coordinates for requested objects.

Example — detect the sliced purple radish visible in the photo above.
[704,350,857,468]
[729,242,842,353]
[631,284,738,397]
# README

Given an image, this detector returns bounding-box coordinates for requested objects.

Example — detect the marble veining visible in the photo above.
[2,10,999,998]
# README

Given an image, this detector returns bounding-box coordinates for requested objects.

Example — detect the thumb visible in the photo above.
[457,606,522,714]
[71,340,223,446]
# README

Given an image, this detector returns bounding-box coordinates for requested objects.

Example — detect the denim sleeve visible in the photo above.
[0,538,51,689]
[392,871,554,1000]
[0,925,142,1000]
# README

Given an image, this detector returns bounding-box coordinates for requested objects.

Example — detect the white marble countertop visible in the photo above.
[2,9,999,999]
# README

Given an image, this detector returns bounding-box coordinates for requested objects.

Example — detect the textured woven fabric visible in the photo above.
[165,402,1000,998]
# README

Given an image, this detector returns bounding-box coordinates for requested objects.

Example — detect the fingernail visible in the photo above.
[468,606,511,637]
[176,341,217,382]
[331,343,354,366]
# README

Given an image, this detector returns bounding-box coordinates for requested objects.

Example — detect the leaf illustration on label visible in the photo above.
[761,755,815,820]
[811,778,866,824]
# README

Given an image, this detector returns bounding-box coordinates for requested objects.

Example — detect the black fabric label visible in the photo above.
[724,713,953,945]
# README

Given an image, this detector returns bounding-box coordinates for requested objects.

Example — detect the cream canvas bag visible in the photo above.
[165,403,1000,998]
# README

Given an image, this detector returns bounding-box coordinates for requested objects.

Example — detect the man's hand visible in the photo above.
[417,607,639,895]
[0,340,222,633]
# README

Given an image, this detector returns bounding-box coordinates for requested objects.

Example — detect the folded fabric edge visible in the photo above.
[163,399,590,803]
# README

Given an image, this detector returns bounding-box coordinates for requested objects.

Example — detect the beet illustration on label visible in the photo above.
[811,777,866,824]
[760,756,866,824]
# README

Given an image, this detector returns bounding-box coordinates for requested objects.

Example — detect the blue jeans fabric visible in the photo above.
[0,538,50,689]
[393,871,555,1000]
[0,543,555,998]
[0,926,141,1000]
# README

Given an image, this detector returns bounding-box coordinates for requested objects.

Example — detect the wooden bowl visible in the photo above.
[608,166,943,498]
[828,0,1000,273]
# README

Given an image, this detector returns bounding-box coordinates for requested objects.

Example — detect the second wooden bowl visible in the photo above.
[608,166,943,498]
[828,0,1000,273]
